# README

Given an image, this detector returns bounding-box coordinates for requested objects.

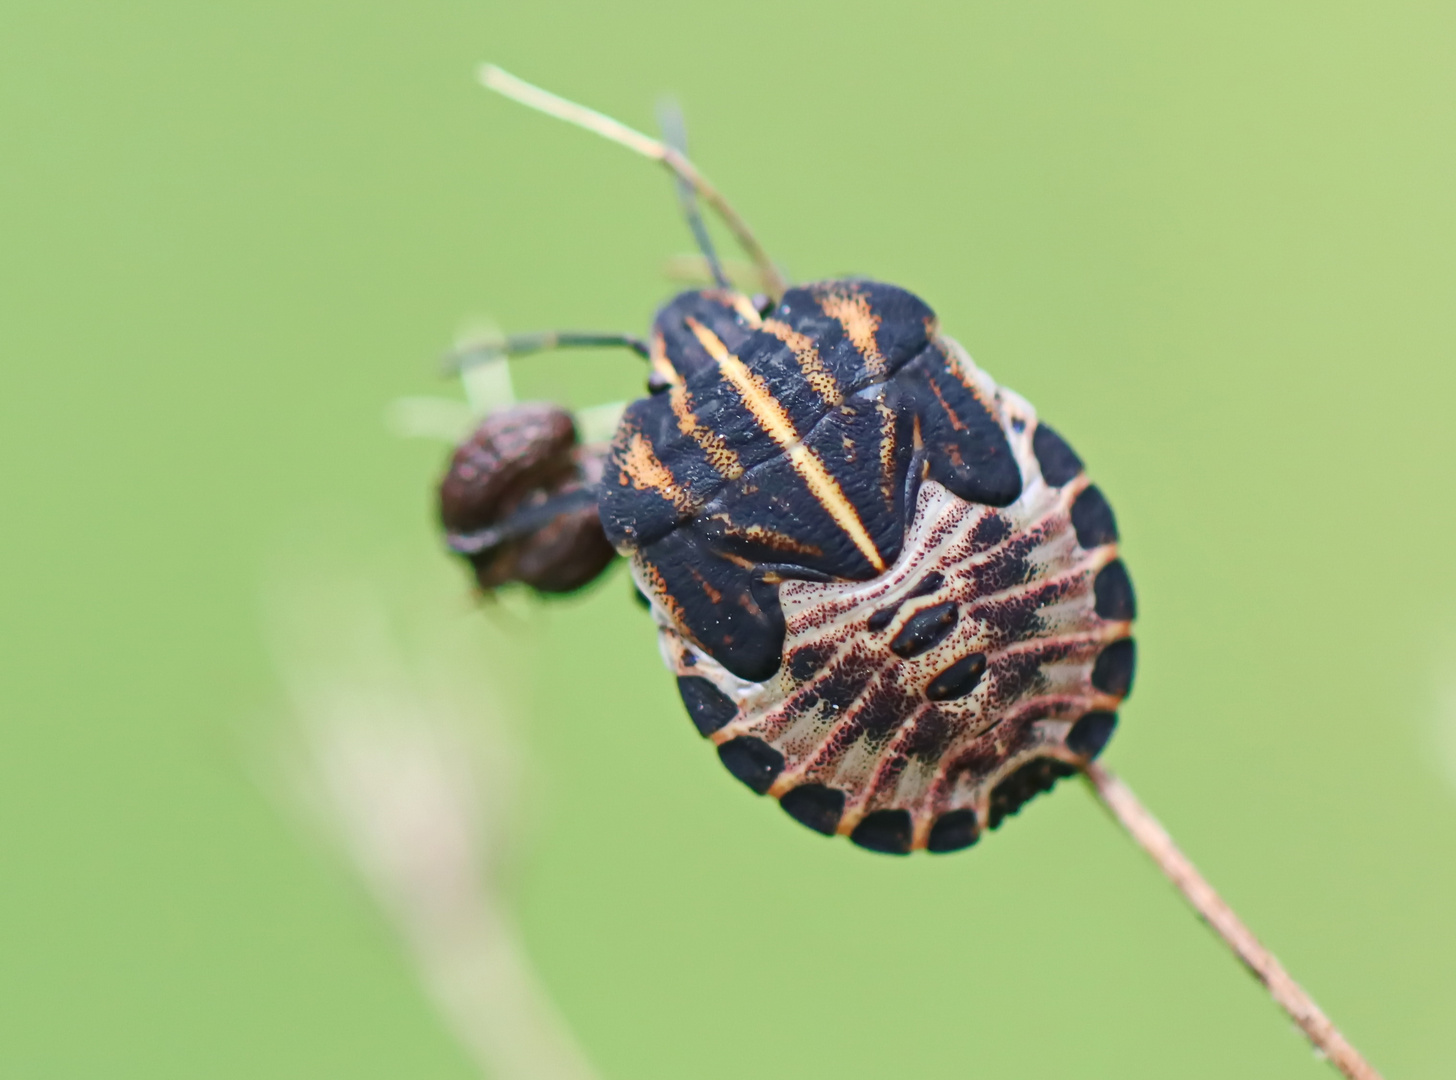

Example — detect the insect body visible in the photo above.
[441,402,615,593]
[441,68,1135,853]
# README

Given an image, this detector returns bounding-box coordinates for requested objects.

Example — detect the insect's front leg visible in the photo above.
[443,330,649,371]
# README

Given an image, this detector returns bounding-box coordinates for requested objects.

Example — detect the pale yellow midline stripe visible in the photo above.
[686,319,886,573]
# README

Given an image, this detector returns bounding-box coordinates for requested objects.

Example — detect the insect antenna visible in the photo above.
[655,97,729,290]
[479,64,788,300]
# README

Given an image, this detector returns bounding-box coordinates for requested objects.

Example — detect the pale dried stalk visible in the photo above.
[271,571,601,1080]
[1083,762,1382,1080]
[479,64,789,299]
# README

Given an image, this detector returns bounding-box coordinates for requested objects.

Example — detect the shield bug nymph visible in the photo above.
[433,70,1386,1080]
[440,66,1135,855]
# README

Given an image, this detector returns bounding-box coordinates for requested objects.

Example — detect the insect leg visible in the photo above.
[446,486,600,557]
[443,331,649,373]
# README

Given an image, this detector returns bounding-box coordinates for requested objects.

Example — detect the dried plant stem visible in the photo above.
[479,65,789,299]
[1082,762,1382,1080]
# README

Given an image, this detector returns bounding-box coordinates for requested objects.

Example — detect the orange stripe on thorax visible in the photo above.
[670,383,743,479]
[761,317,840,405]
[685,317,886,573]
[817,288,886,379]
[618,430,696,515]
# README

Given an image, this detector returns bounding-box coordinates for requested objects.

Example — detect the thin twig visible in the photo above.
[478,65,789,300]
[1082,762,1382,1080]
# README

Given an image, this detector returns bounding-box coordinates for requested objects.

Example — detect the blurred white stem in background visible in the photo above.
[386,396,476,442]
[1436,646,1456,792]
[448,319,518,416]
[574,401,627,446]
[461,353,516,416]
[388,392,626,447]
[385,323,625,447]
[270,569,599,1080]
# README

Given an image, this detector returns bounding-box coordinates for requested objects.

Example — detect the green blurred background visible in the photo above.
[4,2,1455,1076]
